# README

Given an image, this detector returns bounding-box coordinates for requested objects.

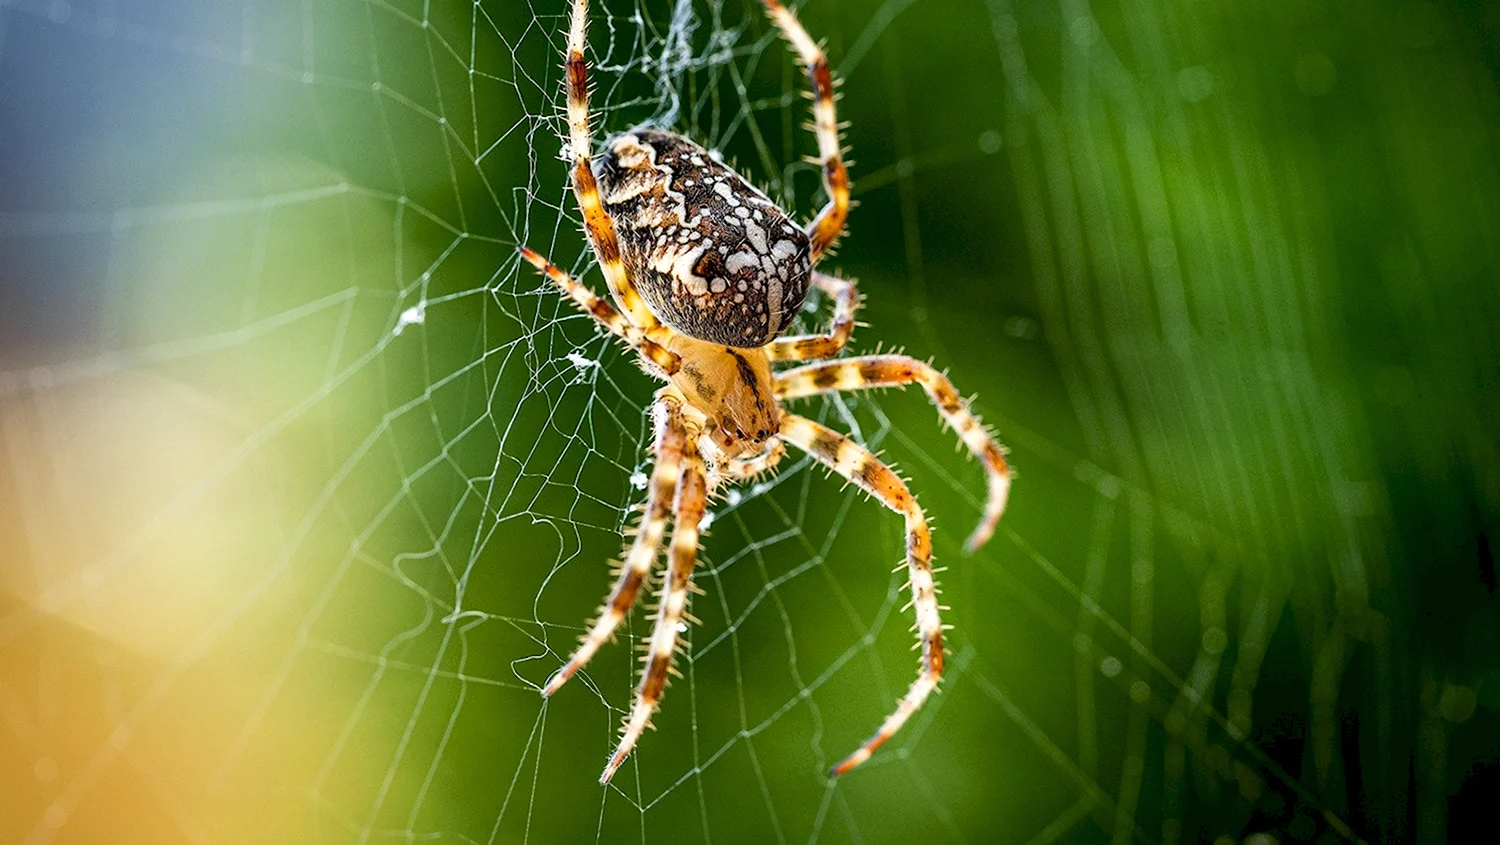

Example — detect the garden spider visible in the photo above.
[521,0,1012,783]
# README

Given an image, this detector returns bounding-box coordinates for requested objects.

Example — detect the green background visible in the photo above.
[1,0,1497,842]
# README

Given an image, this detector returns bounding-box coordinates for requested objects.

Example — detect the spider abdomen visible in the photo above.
[595,129,812,348]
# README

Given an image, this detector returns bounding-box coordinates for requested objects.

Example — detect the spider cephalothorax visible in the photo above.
[520,0,1013,784]
[665,332,781,457]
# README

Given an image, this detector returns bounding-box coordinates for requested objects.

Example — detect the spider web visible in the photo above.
[3,0,1494,842]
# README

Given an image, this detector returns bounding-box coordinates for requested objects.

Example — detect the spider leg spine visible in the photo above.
[767,272,860,361]
[722,439,788,481]
[519,246,680,375]
[543,393,687,698]
[774,355,1012,553]
[778,414,942,777]
[562,0,660,330]
[601,432,708,784]
[763,0,849,263]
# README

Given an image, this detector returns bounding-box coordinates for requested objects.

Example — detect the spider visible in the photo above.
[520,0,1012,784]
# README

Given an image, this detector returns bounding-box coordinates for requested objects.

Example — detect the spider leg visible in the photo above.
[544,393,687,697]
[776,355,1012,552]
[601,429,709,784]
[766,272,860,362]
[519,247,680,376]
[778,414,941,776]
[721,437,786,481]
[762,0,849,263]
[565,0,659,329]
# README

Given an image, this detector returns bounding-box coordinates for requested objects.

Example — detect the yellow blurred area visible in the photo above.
[0,149,438,842]
[1,370,279,658]
[1,373,307,841]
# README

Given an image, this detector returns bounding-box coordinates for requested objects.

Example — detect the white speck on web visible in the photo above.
[395,302,426,334]
[629,472,649,490]
[724,489,742,506]
[565,351,599,380]
[699,510,715,531]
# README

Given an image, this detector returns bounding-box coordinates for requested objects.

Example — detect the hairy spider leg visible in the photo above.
[763,0,849,263]
[767,272,861,362]
[720,438,787,482]
[518,247,681,376]
[601,428,709,784]
[566,0,658,329]
[544,393,688,697]
[778,414,942,777]
[777,355,1012,552]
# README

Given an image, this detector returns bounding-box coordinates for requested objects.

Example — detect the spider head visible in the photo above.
[708,416,778,459]
[667,335,780,460]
